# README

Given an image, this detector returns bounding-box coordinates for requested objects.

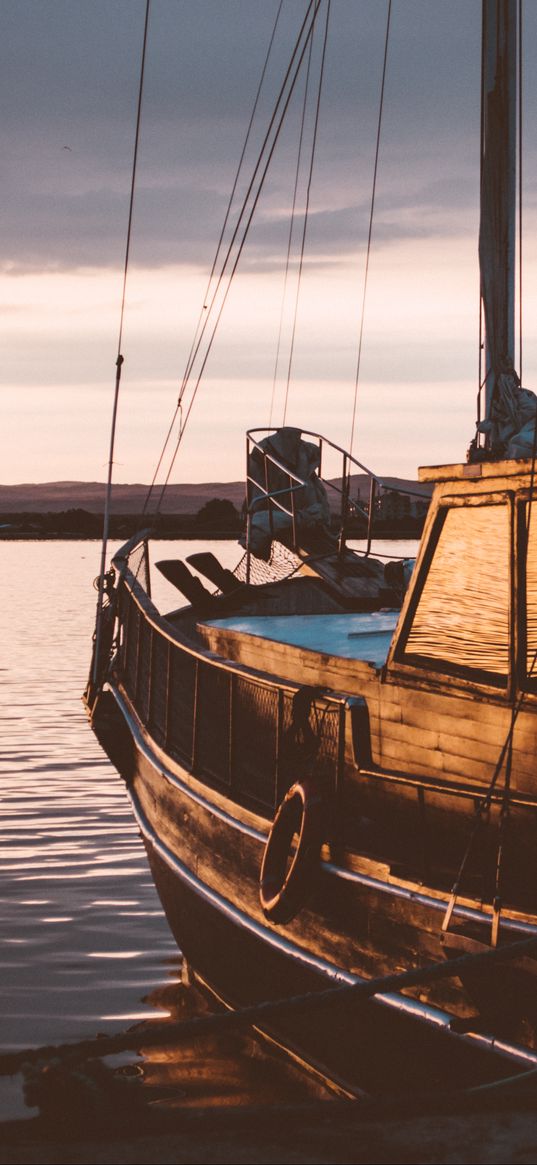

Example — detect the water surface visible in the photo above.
[0,536,416,1120]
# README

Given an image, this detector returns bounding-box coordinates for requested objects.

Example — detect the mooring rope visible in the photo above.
[3,930,537,1077]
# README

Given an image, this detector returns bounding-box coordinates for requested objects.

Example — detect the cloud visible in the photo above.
[5,0,537,487]
[2,0,492,275]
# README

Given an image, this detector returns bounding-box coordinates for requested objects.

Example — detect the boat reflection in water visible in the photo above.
[136,976,329,1110]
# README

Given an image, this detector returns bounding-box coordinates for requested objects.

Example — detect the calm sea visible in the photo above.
[0,537,417,1121]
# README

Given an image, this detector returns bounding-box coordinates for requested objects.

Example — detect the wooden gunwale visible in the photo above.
[109,679,537,933]
[119,563,348,704]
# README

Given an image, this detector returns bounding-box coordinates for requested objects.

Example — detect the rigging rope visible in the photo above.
[269,18,316,429]
[477,0,486,429]
[448,0,534,924]
[443,411,537,943]
[441,665,534,939]
[491,718,514,947]
[518,0,523,382]
[142,0,284,516]
[349,0,391,458]
[4,930,537,1077]
[152,1,324,515]
[282,0,331,426]
[144,1,321,515]
[92,0,150,685]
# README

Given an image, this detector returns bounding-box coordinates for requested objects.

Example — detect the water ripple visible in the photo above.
[0,542,180,1117]
[1,538,404,1119]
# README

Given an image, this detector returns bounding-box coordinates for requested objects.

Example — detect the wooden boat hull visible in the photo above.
[83,0,537,1100]
[92,682,537,1094]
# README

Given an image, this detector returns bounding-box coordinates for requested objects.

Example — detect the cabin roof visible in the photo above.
[418,458,535,483]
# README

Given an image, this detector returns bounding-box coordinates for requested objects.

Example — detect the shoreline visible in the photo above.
[0,528,422,542]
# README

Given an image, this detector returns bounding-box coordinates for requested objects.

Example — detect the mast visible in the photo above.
[479,0,518,431]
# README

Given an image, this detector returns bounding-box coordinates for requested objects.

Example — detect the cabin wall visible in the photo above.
[379,681,536,788]
[198,620,537,795]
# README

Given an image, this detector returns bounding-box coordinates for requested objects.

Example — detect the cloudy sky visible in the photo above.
[3,0,537,487]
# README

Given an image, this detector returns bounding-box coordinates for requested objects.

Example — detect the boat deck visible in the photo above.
[204,611,398,669]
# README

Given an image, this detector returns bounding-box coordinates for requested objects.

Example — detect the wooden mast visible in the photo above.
[480,0,518,429]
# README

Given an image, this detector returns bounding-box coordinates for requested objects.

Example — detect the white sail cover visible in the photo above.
[477,363,537,459]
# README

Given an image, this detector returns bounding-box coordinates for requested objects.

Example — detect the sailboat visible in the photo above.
[85,0,537,1094]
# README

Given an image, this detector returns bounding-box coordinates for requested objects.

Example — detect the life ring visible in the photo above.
[259,779,323,925]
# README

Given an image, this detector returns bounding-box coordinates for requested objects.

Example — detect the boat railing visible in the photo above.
[246,428,428,567]
[115,560,347,818]
[245,482,307,575]
[112,529,153,598]
[114,564,537,880]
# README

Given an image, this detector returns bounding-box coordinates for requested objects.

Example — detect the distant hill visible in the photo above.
[0,481,247,514]
[0,475,431,515]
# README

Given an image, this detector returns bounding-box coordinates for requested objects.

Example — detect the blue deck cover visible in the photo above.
[207,611,398,670]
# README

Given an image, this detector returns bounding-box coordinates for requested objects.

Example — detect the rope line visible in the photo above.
[518,0,523,382]
[441,663,534,937]
[142,0,284,516]
[153,1,324,514]
[477,0,486,430]
[3,929,537,1077]
[443,412,537,939]
[282,0,331,425]
[349,0,391,457]
[269,16,316,428]
[92,0,151,685]
[145,1,321,515]
[178,2,319,392]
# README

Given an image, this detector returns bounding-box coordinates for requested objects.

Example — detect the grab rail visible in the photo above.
[245,428,428,566]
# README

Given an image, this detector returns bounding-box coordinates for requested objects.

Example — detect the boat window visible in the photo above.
[400,502,510,682]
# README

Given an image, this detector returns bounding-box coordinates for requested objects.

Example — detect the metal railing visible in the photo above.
[115,563,346,818]
[245,428,428,571]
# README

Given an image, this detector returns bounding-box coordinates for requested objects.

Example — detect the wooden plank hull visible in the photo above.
[88,452,537,1097]
[92,683,537,1094]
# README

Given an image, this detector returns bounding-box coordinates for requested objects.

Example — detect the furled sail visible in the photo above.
[477,361,537,458]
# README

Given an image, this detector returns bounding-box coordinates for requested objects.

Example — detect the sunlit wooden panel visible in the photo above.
[526,512,537,677]
[404,504,509,676]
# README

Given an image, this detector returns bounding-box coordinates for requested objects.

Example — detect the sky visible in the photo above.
[3,0,537,487]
